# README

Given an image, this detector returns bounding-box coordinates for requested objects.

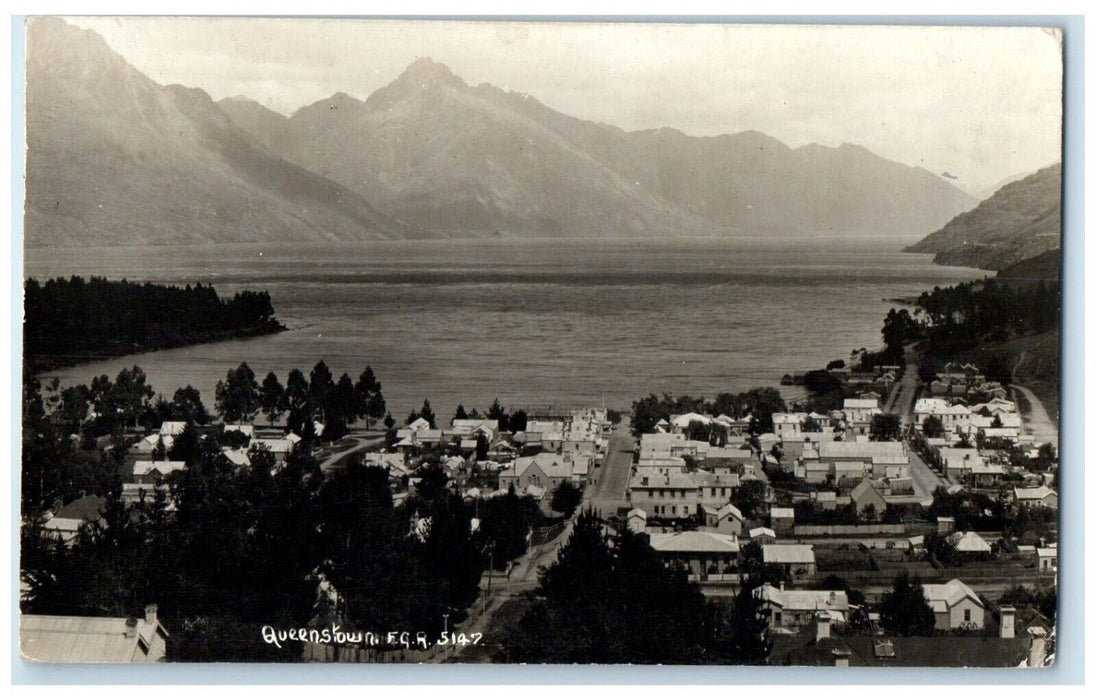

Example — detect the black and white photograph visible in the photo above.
[17,16,1064,667]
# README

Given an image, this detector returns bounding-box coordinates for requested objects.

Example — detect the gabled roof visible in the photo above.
[756,584,849,613]
[947,530,992,552]
[749,527,777,539]
[20,613,168,663]
[159,421,187,436]
[223,423,254,436]
[1014,485,1057,501]
[649,530,740,553]
[819,441,908,464]
[715,502,744,522]
[132,460,187,478]
[922,578,983,612]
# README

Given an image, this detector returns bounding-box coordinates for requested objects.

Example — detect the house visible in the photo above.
[159,421,187,437]
[749,526,777,543]
[811,491,838,511]
[842,398,881,436]
[248,437,295,462]
[769,507,795,535]
[1013,485,1058,509]
[221,447,251,468]
[223,423,254,437]
[363,451,408,474]
[134,433,174,454]
[669,412,712,433]
[947,530,992,555]
[703,502,746,535]
[647,531,740,579]
[755,584,850,628]
[772,412,807,440]
[1037,545,1057,574]
[850,479,888,516]
[971,462,1007,488]
[40,495,106,545]
[626,508,647,534]
[798,440,909,483]
[20,604,169,663]
[937,448,984,480]
[693,471,741,511]
[132,460,187,484]
[762,544,816,578]
[914,398,972,432]
[922,579,985,630]
[498,453,577,493]
[628,469,700,519]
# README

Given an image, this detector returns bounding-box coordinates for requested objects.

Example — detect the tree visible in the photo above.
[729,577,773,663]
[879,571,935,636]
[259,371,285,426]
[214,363,260,422]
[509,409,528,433]
[282,368,308,412]
[308,361,334,418]
[171,385,209,425]
[870,413,903,441]
[731,480,768,521]
[550,481,583,517]
[486,398,508,432]
[453,404,468,422]
[354,367,386,428]
[167,421,202,466]
[419,399,437,429]
[921,415,945,438]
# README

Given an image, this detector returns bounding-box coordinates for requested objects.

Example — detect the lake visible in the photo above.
[24,237,984,421]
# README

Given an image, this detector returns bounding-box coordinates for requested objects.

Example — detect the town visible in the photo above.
[20,346,1057,667]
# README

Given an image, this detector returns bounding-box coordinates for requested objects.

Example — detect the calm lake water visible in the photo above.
[25,238,983,420]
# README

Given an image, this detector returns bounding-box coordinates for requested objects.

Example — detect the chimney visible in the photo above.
[145,603,158,626]
[124,618,139,638]
[1027,627,1047,668]
[999,605,1015,639]
[815,612,832,643]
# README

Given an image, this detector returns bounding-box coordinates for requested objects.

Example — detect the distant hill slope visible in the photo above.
[25,18,421,248]
[904,164,1061,271]
[996,249,1061,284]
[223,57,978,241]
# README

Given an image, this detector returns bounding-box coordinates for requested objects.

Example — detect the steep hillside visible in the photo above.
[904,164,1061,270]
[25,17,420,247]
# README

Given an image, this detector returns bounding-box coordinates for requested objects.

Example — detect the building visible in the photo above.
[628,469,700,519]
[769,507,795,535]
[749,526,777,543]
[947,530,992,555]
[20,604,168,662]
[41,495,105,545]
[1013,485,1058,509]
[842,398,881,436]
[936,448,984,481]
[647,530,740,579]
[703,502,746,535]
[849,479,888,516]
[762,544,816,578]
[798,440,909,484]
[132,460,187,484]
[773,412,807,440]
[1037,545,1057,574]
[756,584,850,628]
[914,398,972,433]
[922,579,985,630]
[498,453,578,493]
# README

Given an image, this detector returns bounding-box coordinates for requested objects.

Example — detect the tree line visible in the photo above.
[24,277,284,372]
[630,388,787,437]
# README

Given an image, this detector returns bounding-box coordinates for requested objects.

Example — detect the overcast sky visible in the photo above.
[66,17,1062,194]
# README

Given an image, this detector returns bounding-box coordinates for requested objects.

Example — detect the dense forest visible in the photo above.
[24,276,285,372]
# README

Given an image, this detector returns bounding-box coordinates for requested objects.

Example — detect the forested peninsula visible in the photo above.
[24,277,285,373]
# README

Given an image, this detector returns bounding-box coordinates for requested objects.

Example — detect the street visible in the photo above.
[587,425,636,516]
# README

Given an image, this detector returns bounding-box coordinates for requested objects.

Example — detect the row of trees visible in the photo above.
[630,388,787,437]
[496,511,772,664]
[24,277,283,372]
[215,361,387,442]
[451,399,529,433]
[22,439,551,661]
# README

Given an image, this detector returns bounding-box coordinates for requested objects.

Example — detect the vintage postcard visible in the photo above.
[19,17,1062,667]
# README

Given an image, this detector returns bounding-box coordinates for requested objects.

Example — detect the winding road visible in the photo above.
[1010,383,1059,448]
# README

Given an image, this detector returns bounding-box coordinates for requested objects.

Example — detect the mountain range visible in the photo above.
[904,164,1062,271]
[27,18,981,247]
